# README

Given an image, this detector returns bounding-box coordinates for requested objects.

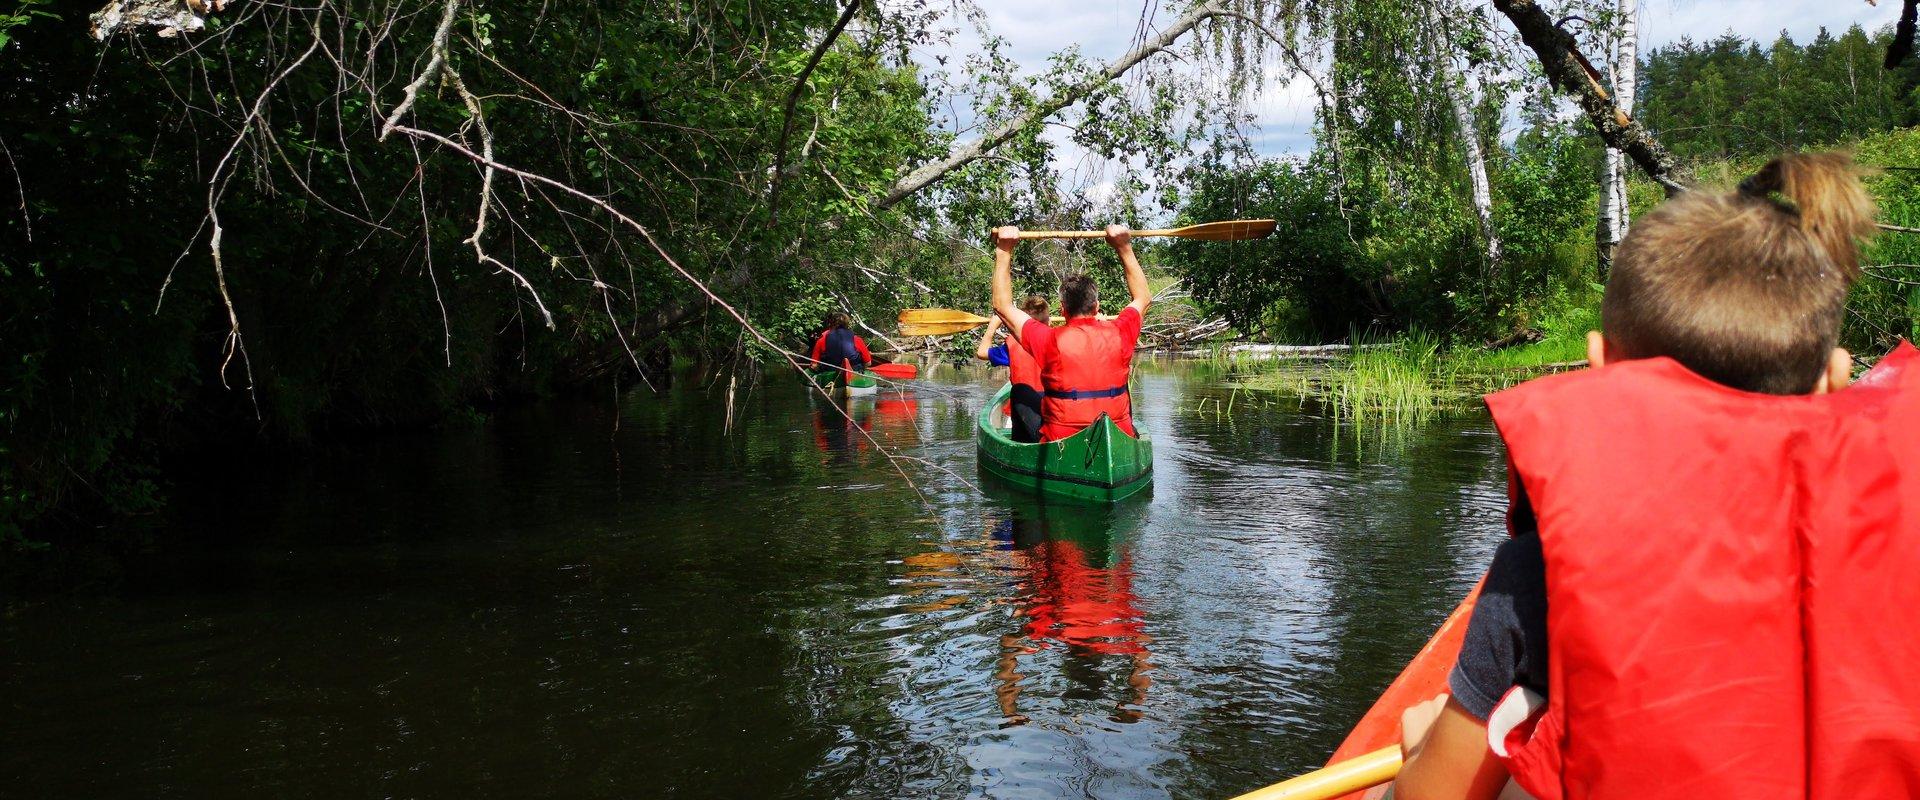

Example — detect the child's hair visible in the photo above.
[1060,275,1099,318]
[1603,151,1877,395]
[1020,294,1049,318]
[824,311,850,330]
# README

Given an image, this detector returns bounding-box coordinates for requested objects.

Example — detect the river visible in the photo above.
[0,359,1509,799]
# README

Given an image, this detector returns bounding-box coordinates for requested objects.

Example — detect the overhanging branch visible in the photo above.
[873,0,1230,210]
[1491,0,1686,196]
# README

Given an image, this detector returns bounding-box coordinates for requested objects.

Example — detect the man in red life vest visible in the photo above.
[808,311,871,379]
[1394,153,1920,800]
[974,294,1050,443]
[990,224,1151,442]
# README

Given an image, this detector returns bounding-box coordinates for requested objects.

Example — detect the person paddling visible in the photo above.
[975,295,1050,443]
[990,224,1151,441]
[1395,152,1920,800]
[809,311,871,379]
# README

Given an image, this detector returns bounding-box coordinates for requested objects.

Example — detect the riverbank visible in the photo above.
[1237,318,1593,427]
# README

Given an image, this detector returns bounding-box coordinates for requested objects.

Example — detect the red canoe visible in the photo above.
[870,362,918,380]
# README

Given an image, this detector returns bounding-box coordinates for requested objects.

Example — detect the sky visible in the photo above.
[908,0,1902,191]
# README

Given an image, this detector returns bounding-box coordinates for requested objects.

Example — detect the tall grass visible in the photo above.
[1243,319,1593,431]
[1327,328,1449,427]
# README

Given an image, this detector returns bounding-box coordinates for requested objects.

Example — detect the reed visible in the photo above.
[1242,325,1589,431]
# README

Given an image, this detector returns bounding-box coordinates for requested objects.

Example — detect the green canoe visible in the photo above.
[976,384,1152,503]
[811,367,877,396]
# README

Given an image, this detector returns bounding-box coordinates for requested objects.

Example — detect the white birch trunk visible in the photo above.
[1428,2,1501,272]
[1601,0,1638,260]
[1450,85,1501,272]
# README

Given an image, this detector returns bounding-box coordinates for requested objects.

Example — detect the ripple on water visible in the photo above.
[1,365,1509,800]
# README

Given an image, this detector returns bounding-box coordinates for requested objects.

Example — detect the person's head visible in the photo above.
[1594,151,1876,395]
[1059,274,1099,319]
[824,311,850,330]
[1020,294,1049,320]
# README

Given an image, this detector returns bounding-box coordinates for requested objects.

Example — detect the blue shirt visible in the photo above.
[987,344,1010,367]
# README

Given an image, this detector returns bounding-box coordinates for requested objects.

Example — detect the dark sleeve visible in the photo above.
[1447,485,1548,721]
[988,344,1010,367]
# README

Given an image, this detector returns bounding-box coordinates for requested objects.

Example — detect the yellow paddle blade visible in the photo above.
[1166,218,1277,241]
[897,308,991,326]
[898,321,988,337]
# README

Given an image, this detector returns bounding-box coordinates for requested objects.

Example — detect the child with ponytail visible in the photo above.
[1393,152,1920,800]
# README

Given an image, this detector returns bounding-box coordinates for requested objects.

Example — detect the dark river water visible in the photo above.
[1,359,1509,799]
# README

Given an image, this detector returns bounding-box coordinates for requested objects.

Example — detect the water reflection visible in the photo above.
[992,494,1153,726]
[812,391,921,459]
[0,362,1510,800]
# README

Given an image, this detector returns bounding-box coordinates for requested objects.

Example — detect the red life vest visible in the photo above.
[1040,318,1135,440]
[1484,342,1920,800]
[1007,337,1040,392]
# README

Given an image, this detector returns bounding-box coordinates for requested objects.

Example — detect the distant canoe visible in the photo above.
[975,384,1152,503]
[812,368,877,396]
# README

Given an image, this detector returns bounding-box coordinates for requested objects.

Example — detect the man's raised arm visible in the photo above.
[990,226,1033,339]
[1108,224,1151,316]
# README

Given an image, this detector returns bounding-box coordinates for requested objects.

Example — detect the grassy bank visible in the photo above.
[1244,306,1595,427]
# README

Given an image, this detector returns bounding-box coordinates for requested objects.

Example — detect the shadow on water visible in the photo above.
[0,360,1507,800]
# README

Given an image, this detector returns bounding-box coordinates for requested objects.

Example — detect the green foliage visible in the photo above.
[0,2,966,540]
[1641,26,1920,162]
[1173,156,1366,339]
[1845,127,1920,354]
[0,0,53,53]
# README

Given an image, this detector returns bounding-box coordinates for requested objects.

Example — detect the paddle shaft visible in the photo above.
[1227,747,1401,800]
[1013,228,1184,240]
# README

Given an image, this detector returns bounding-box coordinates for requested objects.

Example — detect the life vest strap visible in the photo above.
[1044,386,1128,400]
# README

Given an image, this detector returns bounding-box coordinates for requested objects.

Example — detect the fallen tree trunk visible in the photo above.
[1491,0,1684,196]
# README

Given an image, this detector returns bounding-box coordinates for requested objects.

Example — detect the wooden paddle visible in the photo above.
[996,219,1277,241]
[1227,747,1401,800]
[898,321,990,337]
[897,308,1109,338]
[898,308,990,326]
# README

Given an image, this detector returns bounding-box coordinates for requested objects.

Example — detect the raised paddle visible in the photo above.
[994,219,1277,241]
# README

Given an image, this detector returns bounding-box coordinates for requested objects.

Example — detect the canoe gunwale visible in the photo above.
[975,384,1152,502]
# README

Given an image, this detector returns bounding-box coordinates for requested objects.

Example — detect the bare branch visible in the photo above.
[377,0,460,141]
[449,71,555,329]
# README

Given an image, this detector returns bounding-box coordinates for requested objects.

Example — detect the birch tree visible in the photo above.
[1598,0,1638,268]
[1430,2,1502,274]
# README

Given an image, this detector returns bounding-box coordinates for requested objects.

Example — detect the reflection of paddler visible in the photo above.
[1016,537,1145,655]
[992,497,1152,724]
[810,397,873,456]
